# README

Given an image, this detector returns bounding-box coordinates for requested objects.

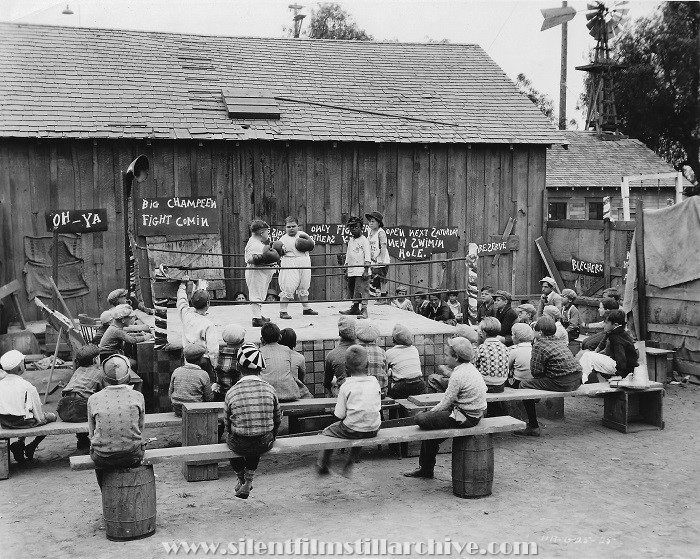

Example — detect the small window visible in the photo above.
[548,202,568,221]
[221,88,280,119]
[588,200,604,220]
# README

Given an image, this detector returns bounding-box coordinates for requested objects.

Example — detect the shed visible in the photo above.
[0,23,566,320]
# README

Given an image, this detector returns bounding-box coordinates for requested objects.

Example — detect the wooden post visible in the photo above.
[635,198,647,340]
[621,177,631,221]
[675,172,683,204]
[52,230,59,310]
[43,327,63,404]
[558,1,568,131]
[181,403,220,482]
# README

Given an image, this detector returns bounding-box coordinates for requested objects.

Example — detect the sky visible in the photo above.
[0,0,662,127]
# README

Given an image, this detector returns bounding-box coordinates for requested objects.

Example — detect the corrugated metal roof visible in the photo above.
[547,131,690,189]
[0,23,567,144]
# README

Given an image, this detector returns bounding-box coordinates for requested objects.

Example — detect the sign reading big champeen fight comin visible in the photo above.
[136,197,220,235]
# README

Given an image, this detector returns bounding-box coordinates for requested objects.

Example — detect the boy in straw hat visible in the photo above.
[404,338,486,479]
[385,324,426,399]
[0,350,57,464]
[537,276,563,318]
[316,345,382,477]
[355,320,388,397]
[88,354,145,487]
[169,343,214,417]
[366,211,390,304]
[224,343,281,499]
[324,316,357,396]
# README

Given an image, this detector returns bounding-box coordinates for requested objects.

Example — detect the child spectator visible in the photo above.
[98,304,152,363]
[515,317,582,437]
[385,324,426,399]
[414,291,428,314]
[507,324,534,388]
[477,287,496,322]
[421,293,455,324]
[56,344,104,449]
[316,345,382,476]
[340,216,372,319]
[177,280,220,377]
[474,317,509,392]
[543,305,569,341]
[88,354,145,487]
[391,287,414,312]
[366,211,390,304]
[245,219,276,327]
[213,324,247,402]
[233,291,248,303]
[355,320,388,397]
[280,328,312,399]
[0,350,58,464]
[404,338,486,479]
[224,343,281,499]
[259,322,303,401]
[492,290,518,346]
[560,289,581,341]
[92,309,113,346]
[324,317,356,396]
[107,288,153,329]
[427,325,480,393]
[265,289,279,302]
[537,277,563,317]
[515,303,537,327]
[169,343,214,416]
[446,291,463,323]
[578,309,638,383]
[580,297,620,350]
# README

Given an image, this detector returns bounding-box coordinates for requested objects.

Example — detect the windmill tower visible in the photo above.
[541,1,629,135]
[576,2,629,134]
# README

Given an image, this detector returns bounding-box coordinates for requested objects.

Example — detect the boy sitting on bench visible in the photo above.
[87,354,145,488]
[427,325,480,393]
[578,309,638,384]
[56,344,105,450]
[0,350,58,463]
[316,345,382,477]
[224,343,281,499]
[404,337,487,479]
[169,343,214,417]
[514,317,582,437]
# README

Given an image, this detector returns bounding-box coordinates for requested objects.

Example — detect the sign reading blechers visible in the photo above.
[137,197,219,235]
[571,256,604,277]
[45,209,108,233]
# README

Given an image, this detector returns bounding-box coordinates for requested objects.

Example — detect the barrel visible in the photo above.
[451,434,494,498]
[101,465,157,541]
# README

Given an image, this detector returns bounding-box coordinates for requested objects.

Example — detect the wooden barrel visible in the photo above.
[451,434,494,498]
[101,465,157,541]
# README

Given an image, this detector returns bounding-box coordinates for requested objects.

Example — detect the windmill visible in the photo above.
[541,1,629,134]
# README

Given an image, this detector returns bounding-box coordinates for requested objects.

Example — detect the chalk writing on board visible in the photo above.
[45,209,108,233]
[571,257,604,277]
[137,197,219,235]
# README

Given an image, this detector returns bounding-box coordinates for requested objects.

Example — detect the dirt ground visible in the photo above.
[1,375,698,559]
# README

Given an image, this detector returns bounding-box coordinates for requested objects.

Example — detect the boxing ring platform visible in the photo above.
[135,303,456,410]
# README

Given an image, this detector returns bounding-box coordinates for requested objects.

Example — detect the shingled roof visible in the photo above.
[0,23,566,145]
[547,131,689,189]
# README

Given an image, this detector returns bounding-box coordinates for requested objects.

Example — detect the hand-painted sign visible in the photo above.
[474,236,520,256]
[301,224,460,260]
[571,256,604,277]
[45,209,108,233]
[137,197,219,235]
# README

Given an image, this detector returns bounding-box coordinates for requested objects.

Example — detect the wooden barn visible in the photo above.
[546,130,689,221]
[0,23,566,323]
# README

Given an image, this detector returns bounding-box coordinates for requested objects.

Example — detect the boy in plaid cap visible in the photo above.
[224,343,281,499]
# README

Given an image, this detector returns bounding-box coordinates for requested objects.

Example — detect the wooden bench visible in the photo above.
[645,347,675,384]
[70,416,525,500]
[0,413,182,480]
[401,382,665,435]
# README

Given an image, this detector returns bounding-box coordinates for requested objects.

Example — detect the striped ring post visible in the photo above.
[466,243,479,326]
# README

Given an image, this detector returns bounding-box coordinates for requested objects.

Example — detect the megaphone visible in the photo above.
[124,154,149,197]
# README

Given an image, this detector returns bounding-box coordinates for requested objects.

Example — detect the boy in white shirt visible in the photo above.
[507,323,534,387]
[391,287,414,312]
[340,216,372,319]
[365,211,390,304]
[316,345,381,477]
[447,291,463,323]
[244,220,279,327]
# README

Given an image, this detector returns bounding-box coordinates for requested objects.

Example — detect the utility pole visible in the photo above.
[289,4,306,38]
[559,1,568,130]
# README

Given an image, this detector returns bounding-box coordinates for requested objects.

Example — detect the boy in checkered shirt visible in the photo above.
[213,324,247,401]
[474,317,510,416]
[224,343,281,500]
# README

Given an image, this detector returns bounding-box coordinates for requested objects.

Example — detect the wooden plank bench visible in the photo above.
[645,347,675,384]
[70,416,526,500]
[0,413,182,480]
[402,382,665,434]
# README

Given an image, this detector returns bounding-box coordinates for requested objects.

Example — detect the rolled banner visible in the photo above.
[466,242,479,326]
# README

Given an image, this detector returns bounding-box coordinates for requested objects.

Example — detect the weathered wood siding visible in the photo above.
[0,139,546,321]
[548,188,675,220]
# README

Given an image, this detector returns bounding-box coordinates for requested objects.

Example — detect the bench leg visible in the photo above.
[0,440,9,480]
[451,434,493,498]
[182,407,220,482]
[602,390,664,433]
